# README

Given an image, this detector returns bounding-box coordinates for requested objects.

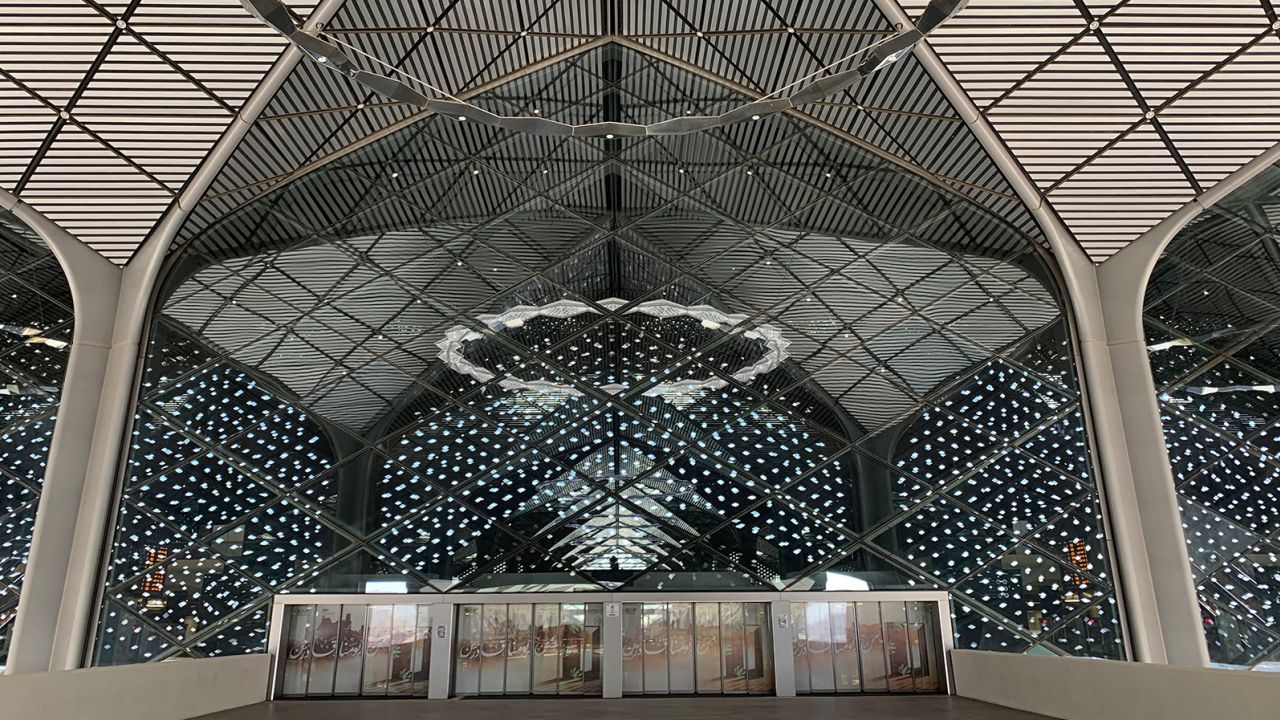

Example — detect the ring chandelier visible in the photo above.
[240,0,969,138]
[436,298,790,406]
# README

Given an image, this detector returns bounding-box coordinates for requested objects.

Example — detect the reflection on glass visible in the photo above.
[583,603,603,695]
[831,602,860,692]
[281,605,314,697]
[881,602,912,692]
[334,605,367,694]
[623,602,771,695]
[308,604,339,695]
[744,601,773,695]
[506,604,533,694]
[805,602,835,692]
[480,604,507,694]
[532,603,560,694]
[856,602,887,692]
[907,601,941,692]
[282,602,434,698]
[622,603,644,693]
[362,605,393,695]
[560,603,585,695]
[455,604,482,696]
[668,602,695,694]
[412,605,432,696]
[695,603,722,694]
[388,604,417,695]
[792,601,943,694]
[450,602,601,696]
[643,602,669,694]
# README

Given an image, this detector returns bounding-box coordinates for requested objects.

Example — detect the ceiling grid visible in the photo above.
[0,0,1276,264]
[0,0,314,263]
[903,0,1280,260]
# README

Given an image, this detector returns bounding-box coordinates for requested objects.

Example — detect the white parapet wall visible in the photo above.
[0,655,269,720]
[952,649,1280,720]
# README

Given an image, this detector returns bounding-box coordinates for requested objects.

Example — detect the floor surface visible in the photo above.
[197,696,1051,720]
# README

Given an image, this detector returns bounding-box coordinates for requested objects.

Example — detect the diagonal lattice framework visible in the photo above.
[94,45,1124,665]
[170,0,1042,264]
[239,0,968,138]
[0,209,75,667]
[1145,159,1280,669]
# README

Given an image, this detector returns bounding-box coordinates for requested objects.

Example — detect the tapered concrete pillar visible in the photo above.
[2,192,122,675]
[871,0,1217,665]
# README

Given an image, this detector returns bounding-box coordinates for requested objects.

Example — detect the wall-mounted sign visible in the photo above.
[605,602,620,617]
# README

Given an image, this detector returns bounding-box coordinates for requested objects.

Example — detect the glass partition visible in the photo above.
[280,602,432,697]
[791,600,942,694]
[623,601,773,695]
[454,602,603,696]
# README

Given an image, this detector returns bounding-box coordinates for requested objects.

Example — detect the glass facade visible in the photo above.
[0,209,73,670]
[92,45,1124,665]
[1146,159,1280,669]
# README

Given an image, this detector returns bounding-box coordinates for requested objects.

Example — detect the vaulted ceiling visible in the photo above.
[2,0,1277,264]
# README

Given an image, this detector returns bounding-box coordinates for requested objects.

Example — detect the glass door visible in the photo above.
[791,600,943,694]
[279,603,433,697]
[453,602,603,696]
[622,601,773,695]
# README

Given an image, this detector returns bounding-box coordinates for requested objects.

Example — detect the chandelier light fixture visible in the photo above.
[437,297,791,406]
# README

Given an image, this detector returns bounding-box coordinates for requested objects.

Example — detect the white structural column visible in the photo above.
[602,602,623,698]
[1,190,122,675]
[770,600,796,697]
[1096,142,1280,668]
[426,602,454,699]
[5,0,349,673]
[872,0,1206,665]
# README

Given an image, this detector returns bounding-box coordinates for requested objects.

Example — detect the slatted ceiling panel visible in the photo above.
[0,2,112,104]
[0,0,310,264]
[901,0,1280,261]
[918,8,1086,108]
[1049,126,1196,254]
[125,1,304,105]
[71,33,232,187]
[1159,37,1280,185]
[19,124,175,263]
[1105,4,1263,105]
[995,34,1148,183]
[0,93,48,188]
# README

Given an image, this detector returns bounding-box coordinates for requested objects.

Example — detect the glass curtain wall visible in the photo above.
[0,210,73,670]
[93,45,1123,664]
[621,601,772,695]
[1145,159,1280,670]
